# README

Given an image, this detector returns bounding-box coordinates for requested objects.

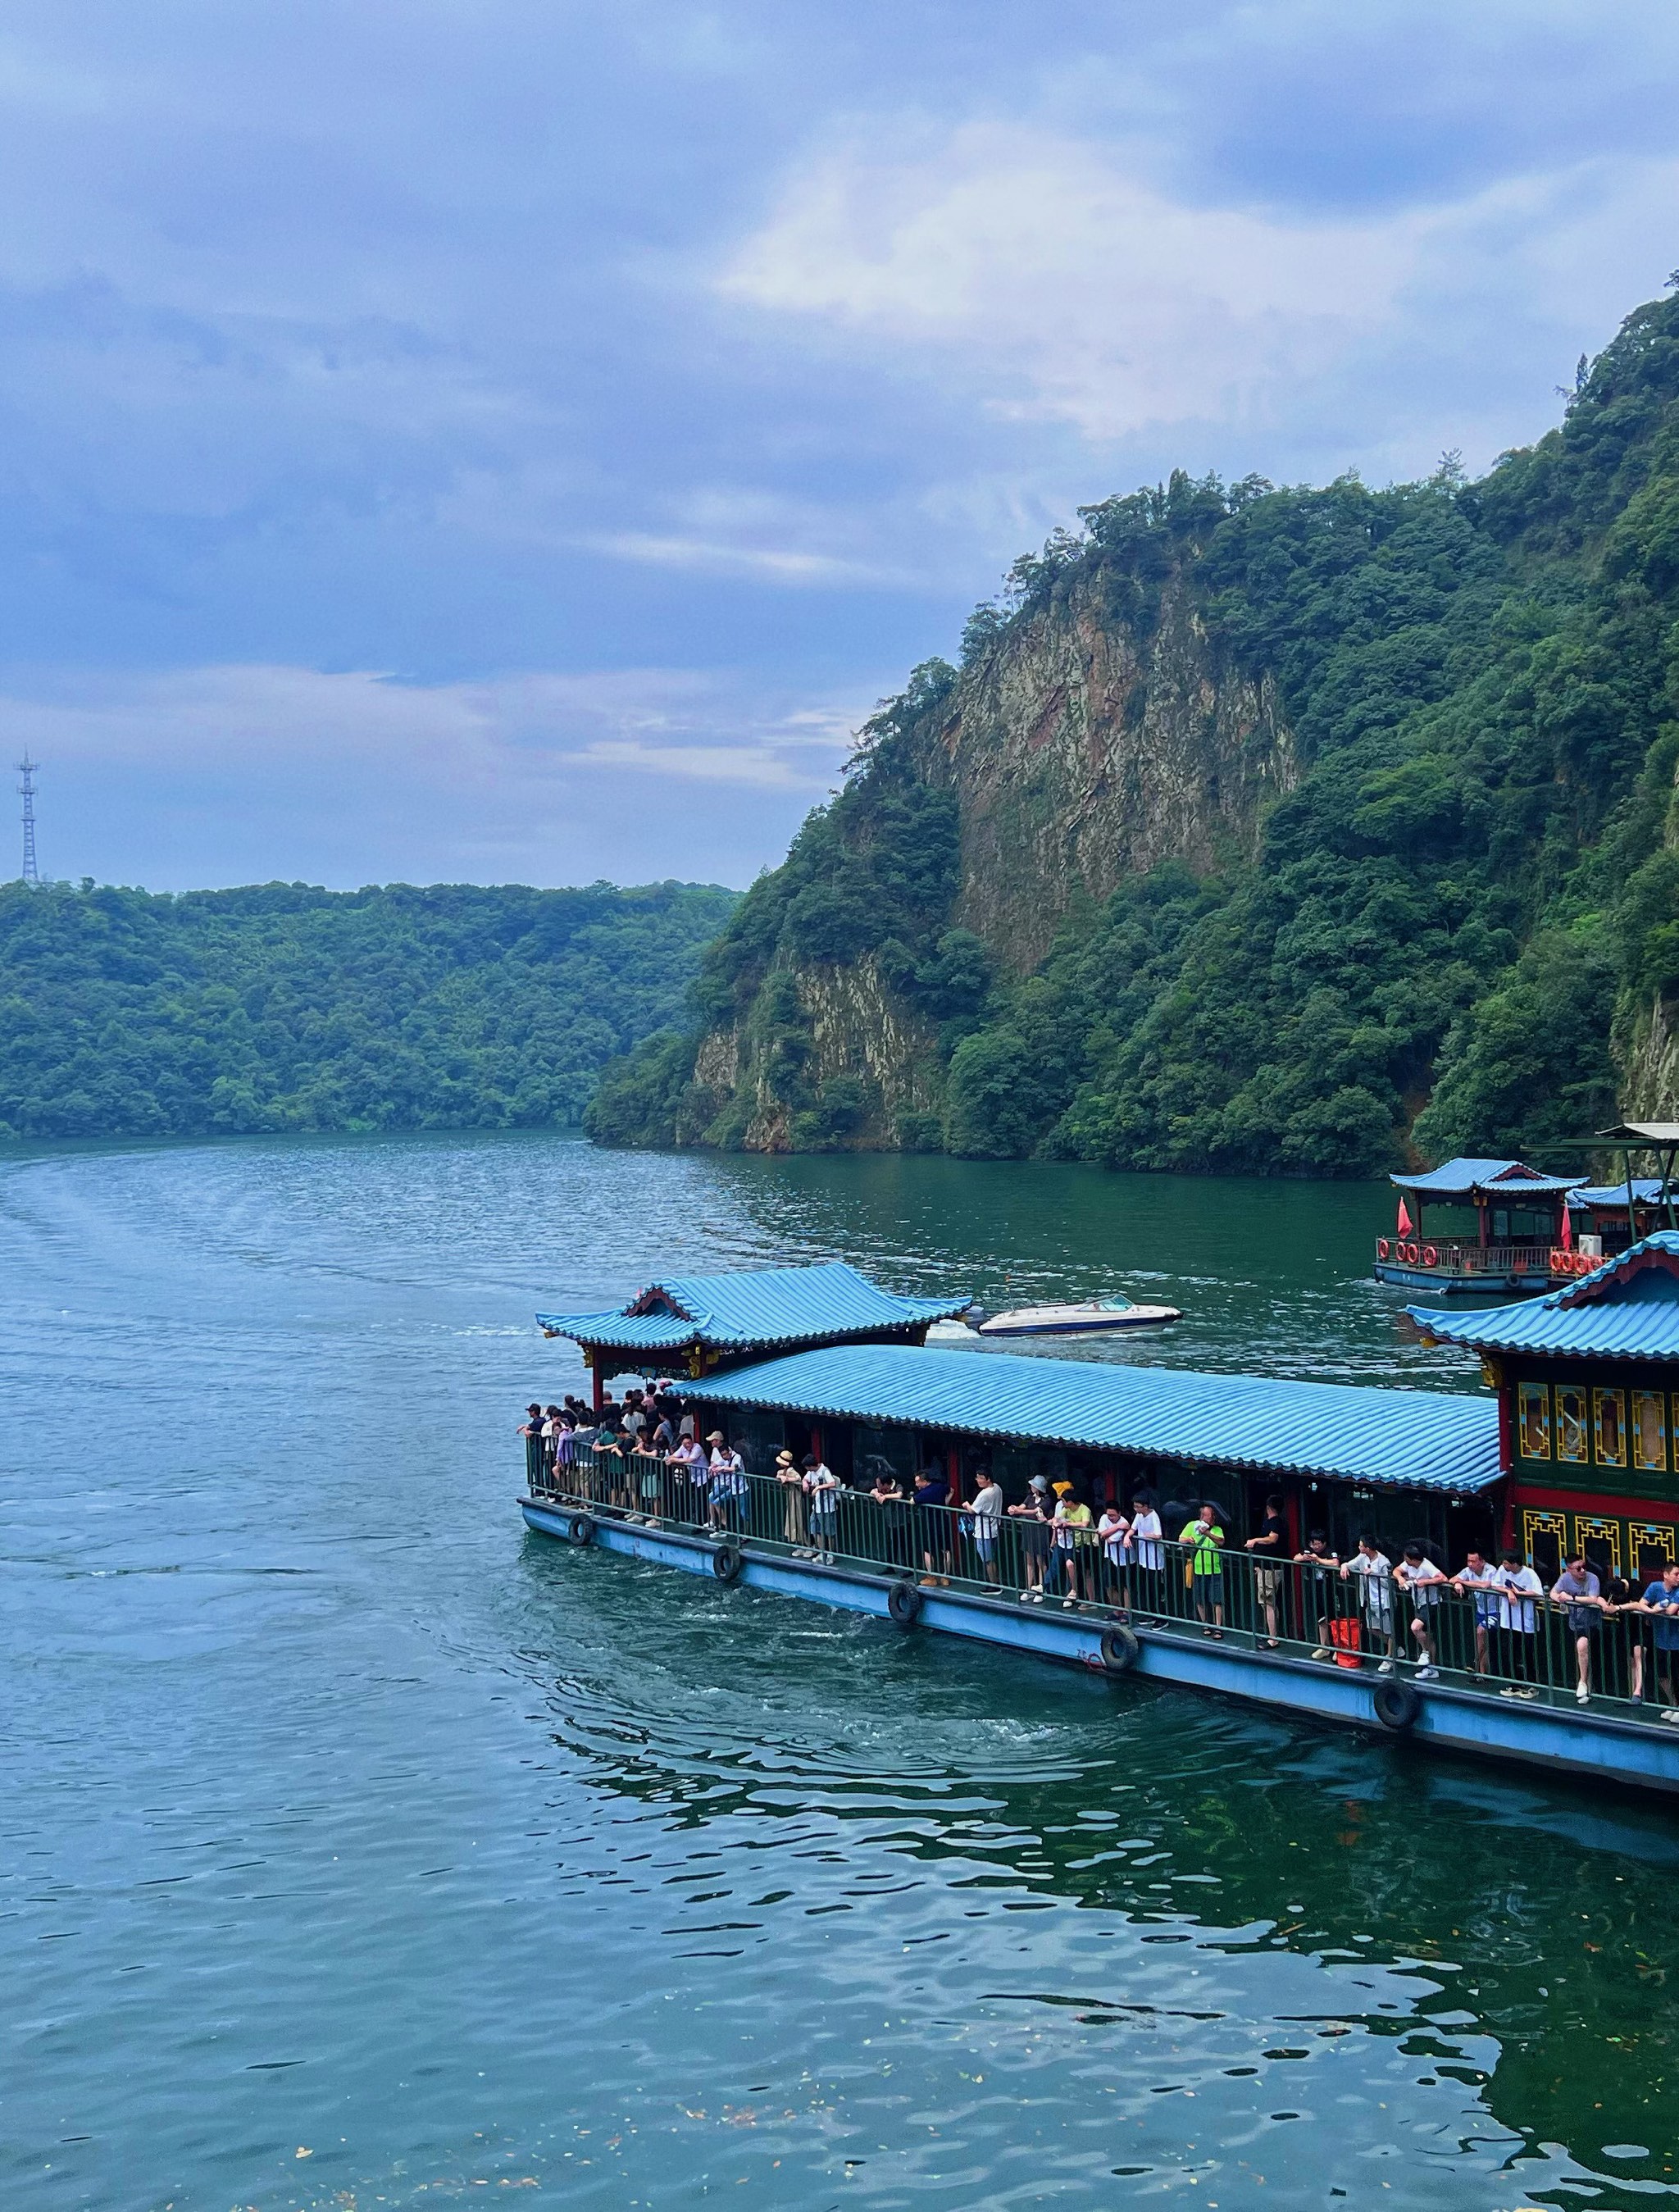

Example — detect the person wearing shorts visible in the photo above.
[968,1468,1003,1586]
[1179,1504,1226,1636]
[1451,1548,1500,1676]
[1342,1536,1397,1671]
[1244,1494,1289,1646]
[1551,1554,1604,1703]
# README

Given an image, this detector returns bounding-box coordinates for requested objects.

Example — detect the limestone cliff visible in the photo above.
[933,571,1297,972]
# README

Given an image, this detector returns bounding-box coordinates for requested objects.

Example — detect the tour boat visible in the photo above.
[976,1294,1181,1336]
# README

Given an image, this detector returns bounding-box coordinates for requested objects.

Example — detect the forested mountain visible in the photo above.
[589,284,1679,1177]
[0,878,735,1139]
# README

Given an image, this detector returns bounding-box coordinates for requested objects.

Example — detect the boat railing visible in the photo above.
[1375,1236,1557,1277]
[527,1447,1674,1726]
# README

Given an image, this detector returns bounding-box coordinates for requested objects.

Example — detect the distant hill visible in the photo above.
[589,283,1679,1176]
[0,877,737,1139]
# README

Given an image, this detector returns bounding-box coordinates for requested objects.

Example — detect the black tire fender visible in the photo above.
[887,1578,923,1627]
[712,1543,744,1584]
[1098,1623,1140,1674]
[566,1512,595,1548]
[1372,1677,1422,1732]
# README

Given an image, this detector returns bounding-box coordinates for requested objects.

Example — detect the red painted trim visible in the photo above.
[1497,1383,1513,1473]
[1510,1482,1679,1521]
[592,1361,605,1414]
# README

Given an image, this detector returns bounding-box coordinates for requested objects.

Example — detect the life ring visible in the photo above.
[1098,1623,1140,1673]
[1421,1245,1438,1268]
[1402,1242,1420,1266]
[565,1512,595,1547]
[1372,1677,1422,1732]
[887,1578,923,1627]
[1577,1251,1594,1275]
[1549,1248,1566,1273]
[712,1543,744,1583]
[1376,1237,1390,1260]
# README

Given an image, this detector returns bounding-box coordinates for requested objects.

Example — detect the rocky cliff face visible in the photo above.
[934,572,1298,971]
[674,554,1299,1148]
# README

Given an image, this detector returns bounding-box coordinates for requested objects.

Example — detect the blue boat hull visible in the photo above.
[1373,1261,1554,1296]
[520,1497,1679,1796]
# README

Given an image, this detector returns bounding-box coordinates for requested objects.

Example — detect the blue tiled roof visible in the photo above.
[537,1260,969,1354]
[1393,1156,1581,1199]
[680,1345,1502,1495]
[1412,1231,1679,1362]
[1569,1178,1673,1208]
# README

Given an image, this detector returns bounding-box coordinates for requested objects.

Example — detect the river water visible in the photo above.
[2,1130,1675,2211]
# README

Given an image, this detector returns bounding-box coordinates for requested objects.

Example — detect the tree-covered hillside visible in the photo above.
[589,284,1679,1174]
[0,878,736,1139]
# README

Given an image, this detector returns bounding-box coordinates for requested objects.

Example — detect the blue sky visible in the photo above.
[5,0,1679,891]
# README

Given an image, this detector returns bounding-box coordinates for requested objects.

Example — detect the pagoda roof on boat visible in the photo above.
[1411,1232,1679,1363]
[536,1260,969,1355]
[1568,1177,1674,1209]
[680,1344,1502,1496]
[1391,1156,1582,1199]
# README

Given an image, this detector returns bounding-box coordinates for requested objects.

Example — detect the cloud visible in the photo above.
[0,662,874,890]
[720,117,1679,446]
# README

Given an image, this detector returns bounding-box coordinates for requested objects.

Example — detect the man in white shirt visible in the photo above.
[1395,1542,1448,1679]
[1490,1546,1544,1696]
[1128,1493,1163,1619]
[967,1468,1003,1586]
[1341,1536,1397,1672]
[803,1454,841,1563]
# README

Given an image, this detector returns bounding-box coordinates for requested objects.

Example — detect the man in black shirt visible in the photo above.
[1244,1494,1290,1646]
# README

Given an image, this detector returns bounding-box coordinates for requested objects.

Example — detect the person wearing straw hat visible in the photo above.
[776,1448,808,1550]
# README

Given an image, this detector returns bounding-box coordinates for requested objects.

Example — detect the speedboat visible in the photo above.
[976,1295,1181,1336]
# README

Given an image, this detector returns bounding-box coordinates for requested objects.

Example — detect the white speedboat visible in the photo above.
[976,1295,1181,1337]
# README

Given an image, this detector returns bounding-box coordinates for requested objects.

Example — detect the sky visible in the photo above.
[4,1,1679,894]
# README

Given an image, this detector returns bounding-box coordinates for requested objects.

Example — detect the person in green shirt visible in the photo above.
[1178,1502,1226,1636]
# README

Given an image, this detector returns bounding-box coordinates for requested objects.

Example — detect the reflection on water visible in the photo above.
[0,1130,1670,2211]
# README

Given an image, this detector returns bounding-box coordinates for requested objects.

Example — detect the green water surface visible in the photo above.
[1,1132,1672,2210]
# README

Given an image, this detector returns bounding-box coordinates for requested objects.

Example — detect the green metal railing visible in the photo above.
[527,1445,1679,1727]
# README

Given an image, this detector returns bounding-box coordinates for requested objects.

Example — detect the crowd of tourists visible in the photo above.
[520,1393,1679,1714]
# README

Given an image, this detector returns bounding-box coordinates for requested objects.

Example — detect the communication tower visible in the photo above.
[17,752,39,884]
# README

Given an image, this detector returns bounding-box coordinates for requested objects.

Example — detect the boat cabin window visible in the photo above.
[1633,1389,1667,1472]
[1636,1525,1677,1582]
[1555,1385,1589,1463]
[1517,1382,1551,1460]
[1594,1389,1627,1469]
[1489,1205,1556,1242]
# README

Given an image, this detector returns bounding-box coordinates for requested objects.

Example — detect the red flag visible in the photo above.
[1559,1202,1573,1251]
[1397,1199,1413,1238]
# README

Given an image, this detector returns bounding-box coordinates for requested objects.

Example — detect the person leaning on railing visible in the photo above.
[1450,1547,1501,1676]
[803,1453,840,1563]
[1007,1476,1054,1604]
[1395,1542,1448,1681]
[1243,1494,1288,1648]
[707,1431,746,1532]
[1177,1503,1226,1637]
[1629,1560,1679,1717]
[1341,1536,1398,1673]
[1295,1532,1342,1658]
[966,1466,1003,1586]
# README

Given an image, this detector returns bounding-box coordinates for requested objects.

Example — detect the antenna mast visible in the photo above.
[17,752,39,884]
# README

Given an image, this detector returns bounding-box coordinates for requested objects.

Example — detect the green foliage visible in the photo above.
[591,285,1679,1176]
[0,878,736,1140]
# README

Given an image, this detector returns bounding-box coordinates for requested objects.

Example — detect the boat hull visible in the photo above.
[978,1307,1181,1336]
[1373,1260,1554,1297]
[520,1496,1679,1797]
